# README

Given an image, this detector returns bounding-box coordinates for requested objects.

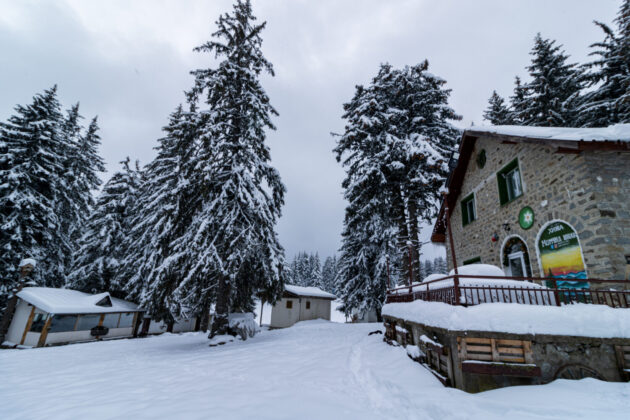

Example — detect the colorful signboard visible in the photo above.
[537,221,588,289]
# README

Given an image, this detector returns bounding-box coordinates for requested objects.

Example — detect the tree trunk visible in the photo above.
[199,300,210,332]
[0,294,19,344]
[210,275,229,338]
[406,197,421,283]
[394,189,412,285]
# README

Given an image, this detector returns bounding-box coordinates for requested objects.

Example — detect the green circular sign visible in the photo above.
[519,206,535,230]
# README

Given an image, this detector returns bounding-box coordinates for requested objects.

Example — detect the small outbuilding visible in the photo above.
[270,285,336,328]
[3,287,145,348]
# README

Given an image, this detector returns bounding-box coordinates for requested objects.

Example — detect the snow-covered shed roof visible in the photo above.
[283,285,336,300]
[431,124,630,242]
[17,287,143,315]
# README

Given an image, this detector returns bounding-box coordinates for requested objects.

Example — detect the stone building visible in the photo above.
[431,125,630,284]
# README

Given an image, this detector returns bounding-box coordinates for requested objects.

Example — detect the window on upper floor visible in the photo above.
[463,257,482,265]
[461,193,476,226]
[497,159,523,205]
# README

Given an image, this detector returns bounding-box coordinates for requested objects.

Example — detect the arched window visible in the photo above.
[501,236,532,278]
[536,220,588,289]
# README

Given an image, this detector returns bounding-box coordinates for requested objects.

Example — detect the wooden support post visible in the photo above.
[132,313,142,337]
[259,299,264,327]
[20,306,36,345]
[37,315,53,347]
[443,194,459,275]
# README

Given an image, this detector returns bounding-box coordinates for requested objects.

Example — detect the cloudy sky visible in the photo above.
[0,0,620,261]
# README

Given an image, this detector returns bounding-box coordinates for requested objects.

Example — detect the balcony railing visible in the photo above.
[385,274,630,308]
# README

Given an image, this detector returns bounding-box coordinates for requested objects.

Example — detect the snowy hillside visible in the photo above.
[1,321,628,420]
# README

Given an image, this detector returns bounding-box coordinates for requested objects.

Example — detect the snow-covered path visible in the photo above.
[1,321,629,420]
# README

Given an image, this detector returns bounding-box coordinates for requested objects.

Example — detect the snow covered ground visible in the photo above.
[1,321,629,420]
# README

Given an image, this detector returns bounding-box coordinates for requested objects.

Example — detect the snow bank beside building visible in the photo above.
[382,301,630,338]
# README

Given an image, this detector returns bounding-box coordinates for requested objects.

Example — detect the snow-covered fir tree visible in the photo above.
[433,256,447,274]
[67,115,105,238]
[67,158,141,295]
[172,0,286,337]
[289,252,305,285]
[59,108,106,275]
[288,252,324,287]
[421,259,434,279]
[335,201,398,320]
[320,256,338,294]
[0,86,79,307]
[334,61,460,319]
[483,91,514,125]
[121,105,200,325]
[308,253,322,288]
[508,76,529,124]
[516,34,583,126]
[577,0,630,127]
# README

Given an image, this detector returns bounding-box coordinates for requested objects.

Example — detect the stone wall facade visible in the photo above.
[443,136,630,282]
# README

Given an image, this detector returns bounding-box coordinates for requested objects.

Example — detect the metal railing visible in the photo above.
[385,274,630,308]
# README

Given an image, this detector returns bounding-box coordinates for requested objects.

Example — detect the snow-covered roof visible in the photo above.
[283,285,336,300]
[17,287,142,314]
[467,123,630,142]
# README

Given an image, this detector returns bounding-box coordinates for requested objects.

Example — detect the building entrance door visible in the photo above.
[507,251,526,277]
[502,236,532,279]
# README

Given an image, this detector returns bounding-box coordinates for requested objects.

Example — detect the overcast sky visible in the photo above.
[0,0,620,261]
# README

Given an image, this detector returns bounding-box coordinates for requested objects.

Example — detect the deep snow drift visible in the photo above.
[1,321,629,420]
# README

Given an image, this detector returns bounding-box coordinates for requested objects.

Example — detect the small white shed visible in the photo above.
[3,287,145,348]
[270,285,336,328]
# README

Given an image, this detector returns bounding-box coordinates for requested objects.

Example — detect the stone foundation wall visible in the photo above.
[384,314,630,393]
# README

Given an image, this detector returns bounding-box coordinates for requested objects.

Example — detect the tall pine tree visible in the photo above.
[517,34,583,126]
[172,0,286,337]
[122,105,200,325]
[0,86,72,307]
[334,62,460,319]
